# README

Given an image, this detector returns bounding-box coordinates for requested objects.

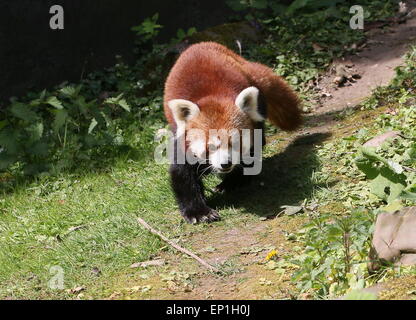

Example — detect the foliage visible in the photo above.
[292,210,374,298]
[291,47,416,299]
[243,0,398,111]
[0,87,130,175]
[171,27,198,44]
[131,13,163,43]
[356,48,416,204]
[0,20,169,177]
[227,0,397,19]
[343,289,377,300]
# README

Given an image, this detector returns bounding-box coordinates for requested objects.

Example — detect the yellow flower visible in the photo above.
[265,249,278,261]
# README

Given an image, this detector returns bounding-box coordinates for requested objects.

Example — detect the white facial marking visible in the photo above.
[211,136,221,148]
[189,139,206,159]
[209,147,231,171]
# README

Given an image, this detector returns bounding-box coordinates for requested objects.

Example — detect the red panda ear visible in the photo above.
[235,87,265,122]
[168,99,200,123]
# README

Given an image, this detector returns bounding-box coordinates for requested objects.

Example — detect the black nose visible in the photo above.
[221,162,233,170]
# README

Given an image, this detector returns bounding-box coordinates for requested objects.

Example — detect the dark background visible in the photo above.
[0,0,233,102]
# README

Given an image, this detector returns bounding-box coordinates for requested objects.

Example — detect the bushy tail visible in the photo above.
[250,63,302,131]
[265,76,302,131]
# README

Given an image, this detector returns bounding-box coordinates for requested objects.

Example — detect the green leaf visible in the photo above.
[117,98,131,112]
[88,118,98,134]
[59,85,81,98]
[226,0,244,11]
[0,128,20,154]
[344,290,377,300]
[0,121,7,131]
[26,141,49,157]
[0,152,18,170]
[75,96,89,115]
[251,0,268,9]
[369,167,406,203]
[46,96,64,109]
[53,109,69,132]
[26,122,44,141]
[401,190,416,201]
[104,94,131,112]
[286,0,309,14]
[187,27,197,36]
[355,155,379,179]
[10,102,38,122]
[379,199,404,213]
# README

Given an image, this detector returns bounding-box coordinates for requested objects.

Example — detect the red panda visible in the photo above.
[163,42,301,224]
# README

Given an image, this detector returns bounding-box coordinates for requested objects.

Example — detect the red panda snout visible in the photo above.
[186,126,256,173]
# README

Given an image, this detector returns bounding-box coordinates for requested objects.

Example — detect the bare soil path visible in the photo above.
[315,1,416,114]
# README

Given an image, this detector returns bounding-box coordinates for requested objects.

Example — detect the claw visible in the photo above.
[183,209,221,224]
[208,210,220,221]
[200,215,210,223]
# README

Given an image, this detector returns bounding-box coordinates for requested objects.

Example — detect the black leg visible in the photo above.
[169,162,220,224]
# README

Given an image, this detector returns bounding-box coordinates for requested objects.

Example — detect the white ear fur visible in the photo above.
[235,86,265,122]
[168,99,200,136]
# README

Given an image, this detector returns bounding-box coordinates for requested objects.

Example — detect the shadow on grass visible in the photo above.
[208,132,333,217]
[0,144,150,195]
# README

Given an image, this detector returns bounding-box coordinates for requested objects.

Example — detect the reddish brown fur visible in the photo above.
[163,42,301,133]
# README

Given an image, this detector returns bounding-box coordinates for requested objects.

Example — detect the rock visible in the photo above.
[368,206,416,273]
[333,75,346,86]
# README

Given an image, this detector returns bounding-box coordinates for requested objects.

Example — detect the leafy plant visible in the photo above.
[292,210,374,298]
[290,46,416,299]
[356,146,416,204]
[170,27,197,44]
[131,13,163,43]
[0,86,132,175]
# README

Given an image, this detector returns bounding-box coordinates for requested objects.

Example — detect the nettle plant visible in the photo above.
[0,13,185,177]
[292,210,374,298]
[356,48,416,207]
[0,86,131,175]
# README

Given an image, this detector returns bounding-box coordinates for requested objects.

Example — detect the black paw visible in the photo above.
[182,208,221,224]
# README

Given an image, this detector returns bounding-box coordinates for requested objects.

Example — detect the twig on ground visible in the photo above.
[137,217,222,274]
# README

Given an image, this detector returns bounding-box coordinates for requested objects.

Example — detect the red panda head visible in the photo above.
[168,87,264,173]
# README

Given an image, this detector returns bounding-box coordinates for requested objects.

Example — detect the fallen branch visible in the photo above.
[137,218,222,274]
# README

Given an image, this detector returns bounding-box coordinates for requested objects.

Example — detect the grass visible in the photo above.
[0,114,326,299]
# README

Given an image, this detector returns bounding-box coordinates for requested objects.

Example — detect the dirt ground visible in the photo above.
[108,4,416,300]
[315,0,416,114]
